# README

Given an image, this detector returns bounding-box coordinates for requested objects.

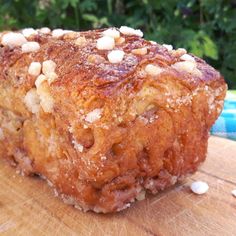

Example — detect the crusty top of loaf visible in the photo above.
[0,26,226,124]
[0,27,224,92]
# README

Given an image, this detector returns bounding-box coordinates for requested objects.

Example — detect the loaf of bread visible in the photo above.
[0,27,226,213]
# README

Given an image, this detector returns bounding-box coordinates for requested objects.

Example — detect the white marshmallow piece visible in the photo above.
[85,109,102,123]
[24,88,41,114]
[172,61,199,75]
[37,87,54,113]
[46,72,58,84]
[180,54,195,62]
[119,26,143,37]
[22,28,38,37]
[163,44,173,51]
[232,189,236,197]
[190,181,209,195]
[150,40,157,45]
[63,30,73,34]
[39,27,51,34]
[42,60,57,76]
[176,48,187,55]
[35,74,47,88]
[28,62,42,76]
[96,36,115,50]
[102,28,120,39]
[145,64,162,76]
[1,32,27,47]
[107,50,125,63]
[52,29,65,38]
[22,41,40,53]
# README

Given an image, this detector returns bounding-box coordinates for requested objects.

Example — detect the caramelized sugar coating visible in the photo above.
[0,27,226,213]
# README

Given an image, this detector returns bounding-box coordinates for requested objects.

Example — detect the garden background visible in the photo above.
[0,0,235,89]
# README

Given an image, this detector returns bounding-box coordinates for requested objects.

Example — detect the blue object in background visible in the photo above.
[211,92,236,140]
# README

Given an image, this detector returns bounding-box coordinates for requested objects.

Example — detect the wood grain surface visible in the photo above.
[0,136,236,236]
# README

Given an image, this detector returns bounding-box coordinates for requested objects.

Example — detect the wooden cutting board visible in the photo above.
[0,136,236,236]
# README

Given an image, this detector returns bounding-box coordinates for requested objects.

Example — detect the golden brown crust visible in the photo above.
[0,28,226,213]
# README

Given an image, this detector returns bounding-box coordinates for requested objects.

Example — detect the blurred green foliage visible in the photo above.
[0,0,235,88]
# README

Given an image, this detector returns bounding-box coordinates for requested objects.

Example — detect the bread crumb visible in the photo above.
[28,62,42,76]
[115,37,125,45]
[72,140,84,152]
[96,36,115,50]
[136,190,146,201]
[74,36,87,46]
[68,126,73,133]
[63,31,80,39]
[100,156,107,161]
[108,50,125,63]
[87,54,105,64]
[117,203,131,212]
[22,41,40,53]
[54,189,59,197]
[85,109,102,123]
[117,116,123,123]
[149,115,159,123]
[47,180,53,187]
[190,181,209,195]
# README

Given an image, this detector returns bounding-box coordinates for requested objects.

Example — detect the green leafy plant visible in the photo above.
[0,0,235,88]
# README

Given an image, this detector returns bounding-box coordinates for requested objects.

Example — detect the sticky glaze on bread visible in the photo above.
[0,27,226,213]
